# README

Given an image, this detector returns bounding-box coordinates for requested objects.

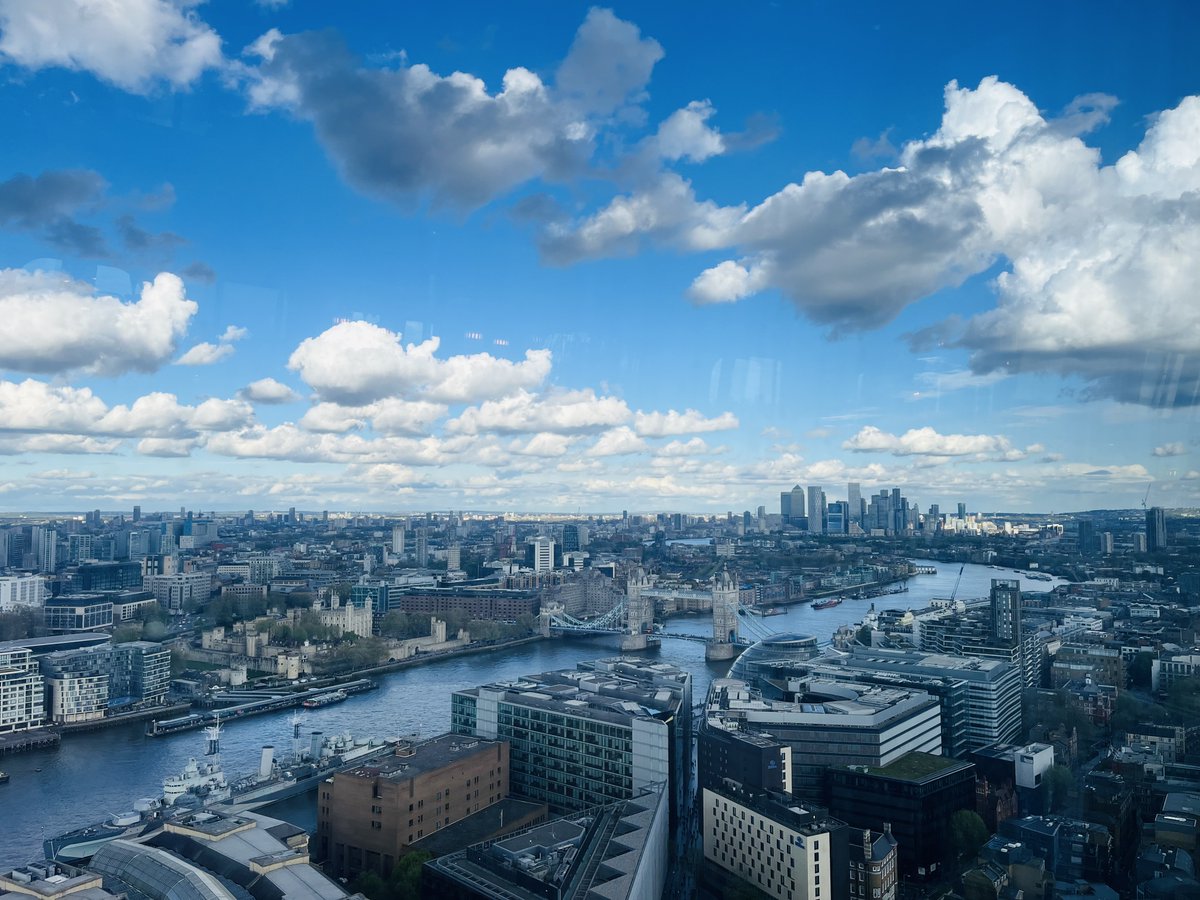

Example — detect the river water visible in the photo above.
[0,561,1061,864]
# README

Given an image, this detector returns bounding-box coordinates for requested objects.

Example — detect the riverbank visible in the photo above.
[0,728,60,755]
[341,633,547,680]
[60,703,193,735]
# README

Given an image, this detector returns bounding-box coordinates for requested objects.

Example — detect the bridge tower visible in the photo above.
[706,566,740,661]
[620,567,653,651]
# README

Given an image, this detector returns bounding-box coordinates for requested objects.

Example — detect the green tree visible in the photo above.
[348,870,388,900]
[948,809,988,862]
[1045,764,1074,813]
[387,850,430,900]
[0,608,37,641]
[1129,652,1154,690]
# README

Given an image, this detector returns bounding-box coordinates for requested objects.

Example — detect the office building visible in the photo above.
[0,573,46,611]
[75,561,144,592]
[43,595,114,632]
[144,571,211,613]
[831,646,1023,751]
[391,524,406,557]
[0,643,46,733]
[847,482,862,528]
[703,676,942,801]
[531,536,555,573]
[451,658,691,821]
[560,524,580,553]
[317,734,540,879]
[828,752,977,881]
[1052,643,1126,689]
[426,783,668,900]
[807,485,824,533]
[703,783,850,900]
[698,722,792,794]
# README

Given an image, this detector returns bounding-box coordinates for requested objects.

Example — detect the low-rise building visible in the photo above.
[849,826,899,900]
[43,595,113,633]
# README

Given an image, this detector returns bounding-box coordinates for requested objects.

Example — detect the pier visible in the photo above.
[0,728,60,756]
[146,679,377,737]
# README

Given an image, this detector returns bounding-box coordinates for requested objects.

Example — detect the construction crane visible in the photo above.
[1142,482,1152,509]
[950,565,964,602]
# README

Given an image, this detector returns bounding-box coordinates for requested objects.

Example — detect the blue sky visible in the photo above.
[0,0,1197,514]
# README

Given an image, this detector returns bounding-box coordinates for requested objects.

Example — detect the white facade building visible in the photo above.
[0,645,46,733]
[0,574,46,612]
[704,786,839,900]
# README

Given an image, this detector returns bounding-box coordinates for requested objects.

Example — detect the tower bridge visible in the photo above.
[541,566,755,656]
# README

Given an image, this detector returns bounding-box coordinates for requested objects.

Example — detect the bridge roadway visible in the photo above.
[548,624,749,646]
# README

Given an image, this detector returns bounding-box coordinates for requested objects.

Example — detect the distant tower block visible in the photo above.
[621,567,654,651]
[706,567,741,661]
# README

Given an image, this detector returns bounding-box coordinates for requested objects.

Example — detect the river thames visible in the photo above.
[0,561,1062,863]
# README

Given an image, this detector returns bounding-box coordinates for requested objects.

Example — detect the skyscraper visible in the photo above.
[1146,506,1167,552]
[847,482,862,528]
[33,526,57,574]
[532,536,555,573]
[807,485,824,533]
[780,490,792,523]
[991,578,1022,646]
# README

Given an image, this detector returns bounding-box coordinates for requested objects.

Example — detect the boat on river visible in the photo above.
[812,598,843,610]
[302,689,348,709]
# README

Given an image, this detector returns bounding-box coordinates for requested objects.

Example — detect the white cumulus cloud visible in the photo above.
[0,0,223,93]
[240,377,300,404]
[0,269,197,375]
[448,389,630,436]
[176,341,234,366]
[1153,442,1186,457]
[843,425,1012,458]
[633,408,739,437]
[287,322,551,405]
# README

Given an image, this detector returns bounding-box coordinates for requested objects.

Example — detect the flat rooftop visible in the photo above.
[341,733,501,782]
[860,751,973,782]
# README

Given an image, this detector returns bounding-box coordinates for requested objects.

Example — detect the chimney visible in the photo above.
[883,822,892,839]
[863,829,872,857]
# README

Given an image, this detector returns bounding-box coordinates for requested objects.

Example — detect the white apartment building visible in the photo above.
[0,645,46,733]
[703,786,839,900]
[144,571,212,613]
[0,574,46,612]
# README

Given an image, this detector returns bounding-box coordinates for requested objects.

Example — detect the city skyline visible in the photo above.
[0,2,1198,513]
